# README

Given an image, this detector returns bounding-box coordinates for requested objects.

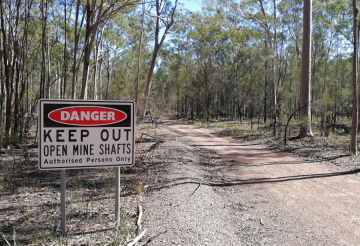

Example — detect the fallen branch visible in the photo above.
[126,229,147,246]
[260,218,264,225]
[188,181,202,197]
[172,180,202,207]
[140,133,156,139]
[2,235,11,246]
[137,204,143,235]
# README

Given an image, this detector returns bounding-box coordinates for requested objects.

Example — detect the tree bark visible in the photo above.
[80,0,96,99]
[299,0,314,138]
[40,0,48,99]
[272,0,278,137]
[350,0,359,155]
[62,0,68,99]
[93,27,105,100]
[71,0,84,99]
[1,0,20,145]
[135,1,145,105]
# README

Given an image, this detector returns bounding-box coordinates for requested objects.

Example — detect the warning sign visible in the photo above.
[39,100,135,170]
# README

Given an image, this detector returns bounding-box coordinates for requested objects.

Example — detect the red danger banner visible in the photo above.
[48,106,127,126]
[39,100,135,170]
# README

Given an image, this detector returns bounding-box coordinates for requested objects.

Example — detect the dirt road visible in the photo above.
[142,119,360,245]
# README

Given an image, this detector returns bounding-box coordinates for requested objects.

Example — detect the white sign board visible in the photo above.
[39,100,135,170]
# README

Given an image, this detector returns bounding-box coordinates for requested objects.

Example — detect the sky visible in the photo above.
[179,0,202,12]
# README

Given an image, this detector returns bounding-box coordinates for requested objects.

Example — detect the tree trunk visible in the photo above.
[93,27,105,100]
[272,0,278,137]
[1,0,20,146]
[80,0,137,100]
[143,38,161,117]
[350,0,359,155]
[40,0,48,99]
[80,1,96,100]
[299,0,314,138]
[142,0,178,118]
[0,35,4,135]
[62,0,68,99]
[71,0,83,99]
[135,1,145,105]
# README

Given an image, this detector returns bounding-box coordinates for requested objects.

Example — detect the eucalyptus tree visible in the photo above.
[350,0,358,155]
[312,1,351,101]
[187,4,250,120]
[62,0,69,99]
[40,0,49,99]
[79,0,139,100]
[189,12,223,120]
[160,2,261,121]
[236,0,281,135]
[313,0,353,132]
[277,0,302,118]
[70,0,85,99]
[0,0,37,146]
[155,11,195,116]
[135,0,145,104]
[299,0,314,138]
[142,0,178,117]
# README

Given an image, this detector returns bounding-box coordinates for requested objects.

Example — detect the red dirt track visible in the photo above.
[143,120,360,245]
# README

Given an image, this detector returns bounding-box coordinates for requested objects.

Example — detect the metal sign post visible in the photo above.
[115,167,121,226]
[38,100,135,236]
[60,169,66,236]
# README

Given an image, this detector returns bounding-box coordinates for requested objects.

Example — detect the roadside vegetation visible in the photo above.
[0,124,157,245]
[197,117,352,162]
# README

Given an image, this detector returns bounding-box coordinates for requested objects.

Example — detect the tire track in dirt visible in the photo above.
[169,123,360,245]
